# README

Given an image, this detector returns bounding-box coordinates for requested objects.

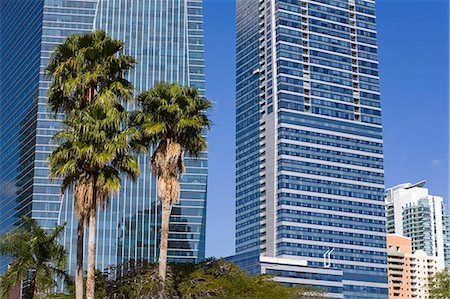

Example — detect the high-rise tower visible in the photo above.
[235,0,387,298]
[0,0,207,274]
[386,181,449,270]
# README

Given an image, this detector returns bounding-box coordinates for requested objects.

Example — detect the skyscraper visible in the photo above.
[235,0,387,298]
[386,181,449,270]
[0,0,207,274]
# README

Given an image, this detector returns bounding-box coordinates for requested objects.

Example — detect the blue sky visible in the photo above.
[203,0,449,258]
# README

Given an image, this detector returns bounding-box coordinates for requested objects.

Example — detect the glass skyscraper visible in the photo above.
[235,0,387,298]
[0,0,207,274]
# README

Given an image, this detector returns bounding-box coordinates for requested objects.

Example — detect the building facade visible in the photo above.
[409,250,437,299]
[235,0,387,298]
[387,235,412,299]
[0,0,207,274]
[386,181,448,270]
[387,234,438,299]
[444,214,450,269]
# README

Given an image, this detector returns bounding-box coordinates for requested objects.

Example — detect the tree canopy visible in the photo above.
[46,30,135,115]
[0,217,69,298]
[429,269,450,299]
[71,258,326,299]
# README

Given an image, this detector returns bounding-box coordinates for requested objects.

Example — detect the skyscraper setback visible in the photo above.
[235,0,387,298]
[0,0,207,273]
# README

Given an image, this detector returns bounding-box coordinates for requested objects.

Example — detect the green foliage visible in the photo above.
[129,82,212,156]
[0,217,69,298]
[46,30,135,115]
[89,258,325,299]
[94,271,108,299]
[99,261,176,298]
[49,271,107,299]
[177,259,319,299]
[49,107,140,206]
[429,269,450,299]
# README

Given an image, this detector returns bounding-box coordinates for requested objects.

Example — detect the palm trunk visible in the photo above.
[157,197,171,299]
[75,218,85,299]
[86,207,96,299]
[25,271,36,299]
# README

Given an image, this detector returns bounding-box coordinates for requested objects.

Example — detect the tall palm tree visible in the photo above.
[50,107,140,299]
[129,82,212,298]
[0,217,68,299]
[46,30,135,299]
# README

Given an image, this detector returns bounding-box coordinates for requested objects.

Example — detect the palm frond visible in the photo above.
[0,217,69,298]
[131,82,212,157]
[46,29,135,116]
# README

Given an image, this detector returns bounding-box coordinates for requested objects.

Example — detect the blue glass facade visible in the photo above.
[0,0,207,274]
[235,0,262,256]
[235,0,388,298]
[0,0,44,272]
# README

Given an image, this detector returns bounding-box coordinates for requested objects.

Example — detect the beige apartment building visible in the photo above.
[410,250,438,298]
[387,235,438,299]
[388,235,412,298]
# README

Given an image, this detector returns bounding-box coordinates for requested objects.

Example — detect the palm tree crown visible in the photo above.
[49,107,140,224]
[0,217,68,299]
[130,82,212,156]
[46,30,135,114]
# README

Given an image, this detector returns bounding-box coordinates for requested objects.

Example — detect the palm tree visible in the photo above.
[0,216,68,299]
[46,30,135,299]
[46,30,135,115]
[50,106,140,299]
[129,82,212,298]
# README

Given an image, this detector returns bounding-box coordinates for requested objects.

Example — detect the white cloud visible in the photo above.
[431,159,443,167]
